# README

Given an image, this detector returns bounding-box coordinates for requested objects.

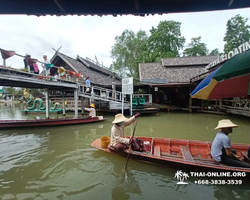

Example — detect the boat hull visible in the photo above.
[91,136,250,175]
[0,117,107,128]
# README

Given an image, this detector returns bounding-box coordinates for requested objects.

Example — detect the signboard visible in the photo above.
[205,39,250,70]
[122,77,133,94]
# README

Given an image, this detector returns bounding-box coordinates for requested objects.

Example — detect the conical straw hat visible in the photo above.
[112,114,128,124]
[215,119,239,130]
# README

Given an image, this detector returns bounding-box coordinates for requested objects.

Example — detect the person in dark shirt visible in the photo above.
[23,54,34,73]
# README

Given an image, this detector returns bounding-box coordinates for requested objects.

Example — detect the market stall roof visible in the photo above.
[1,0,250,16]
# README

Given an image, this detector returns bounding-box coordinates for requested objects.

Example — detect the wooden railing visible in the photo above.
[78,85,127,103]
[199,98,250,111]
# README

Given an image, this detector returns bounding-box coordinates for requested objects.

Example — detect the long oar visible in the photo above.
[124,118,138,171]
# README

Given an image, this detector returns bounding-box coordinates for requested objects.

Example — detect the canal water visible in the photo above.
[0,103,250,200]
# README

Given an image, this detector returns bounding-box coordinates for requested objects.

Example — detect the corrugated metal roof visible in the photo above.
[1,0,249,16]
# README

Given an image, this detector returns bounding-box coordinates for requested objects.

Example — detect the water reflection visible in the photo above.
[213,185,250,200]
[0,133,48,172]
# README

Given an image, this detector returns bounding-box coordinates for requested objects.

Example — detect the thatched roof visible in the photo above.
[51,52,121,86]
[139,56,218,83]
[1,1,249,16]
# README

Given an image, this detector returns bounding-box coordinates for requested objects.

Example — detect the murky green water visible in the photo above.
[0,103,250,200]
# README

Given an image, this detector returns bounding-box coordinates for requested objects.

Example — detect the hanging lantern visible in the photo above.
[68,70,76,76]
[58,67,66,76]
[76,73,82,78]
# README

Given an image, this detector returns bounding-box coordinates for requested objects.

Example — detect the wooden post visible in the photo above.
[219,99,222,110]
[122,94,124,115]
[189,87,192,113]
[62,92,66,116]
[3,59,6,67]
[112,72,116,99]
[74,89,78,119]
[81,97,84,115]
[130,94,133,116]
[45,89,50,119]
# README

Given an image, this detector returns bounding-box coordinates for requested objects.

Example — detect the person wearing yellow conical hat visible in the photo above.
[84,103,96,118]
[211,119,250,168]
[110,113,139,151]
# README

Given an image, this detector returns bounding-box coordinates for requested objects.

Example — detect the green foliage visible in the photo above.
[110,20,185,78]
[148,21,186,57]
[110,15,249,80]
[183,36,209,56]
[223,14,250,54]
[3,87,16,94]
[210,48,221,56]
[134,89,147,94]
[20,67,28,72]
[110,29,148,78]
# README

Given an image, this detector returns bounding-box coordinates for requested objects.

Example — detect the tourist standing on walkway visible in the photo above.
[23,54,34,73]
[41,55,50,77]
[33,62,39,74]
[85,77,91,93]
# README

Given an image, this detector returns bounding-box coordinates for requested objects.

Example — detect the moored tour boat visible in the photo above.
[91,136,250,174]
[0,116,107,128]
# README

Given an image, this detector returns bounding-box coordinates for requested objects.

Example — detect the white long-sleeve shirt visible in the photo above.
[84,107,96,117]
[110,116,136,147]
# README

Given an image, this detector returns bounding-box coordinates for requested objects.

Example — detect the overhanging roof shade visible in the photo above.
[1,0,250,16]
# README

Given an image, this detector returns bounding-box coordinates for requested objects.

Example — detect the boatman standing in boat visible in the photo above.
[110,113,139,151]
[84,104,96,118]
[211,119,250,168]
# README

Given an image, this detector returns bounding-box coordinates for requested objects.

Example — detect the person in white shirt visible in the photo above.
[84,104,96,118]
[110,113,139,151]
[41,55,50,76]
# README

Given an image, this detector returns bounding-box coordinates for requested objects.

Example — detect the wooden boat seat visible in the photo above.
[180,146,194,162]
[241,151,250,161]
[154,145,161,156]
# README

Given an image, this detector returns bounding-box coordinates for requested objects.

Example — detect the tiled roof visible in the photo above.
[139,63,166,83]
[161,56,219,66]
[51,53,121,86]
[77,56,120,80]
[139,56,217,83]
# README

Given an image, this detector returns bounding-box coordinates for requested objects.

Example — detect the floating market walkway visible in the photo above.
[0,67,130,117]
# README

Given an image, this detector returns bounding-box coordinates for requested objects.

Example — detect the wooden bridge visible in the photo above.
[0,66,132,117]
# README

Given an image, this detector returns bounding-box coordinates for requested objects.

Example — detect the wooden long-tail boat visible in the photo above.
[0,116,107,128]
[91,136,250,174]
